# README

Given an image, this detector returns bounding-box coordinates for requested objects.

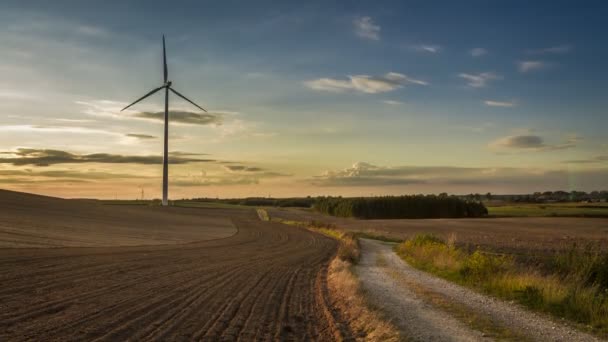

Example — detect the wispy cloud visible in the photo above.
[76,25,108,37]
[484,100,516,107]
[353,16,380,41]
[134,111,223,126]
[125,133,156,140]
[458,72,502,88]
[563,155,608,164]
[470,48,487,57]
[0,169,146,180]
[0,124,119,136]
[304,72,427,94]
[527,45,572,55]
[223,165,264,172]
[0,148,214,166]
[76,100,225,126]
[518,60,550,73]
[413,44,441,53]
[0,89,36,100]
[489,134,577,151]
[382,100,404,105]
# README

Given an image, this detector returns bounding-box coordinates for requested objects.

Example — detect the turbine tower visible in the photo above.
[121,35,206,206]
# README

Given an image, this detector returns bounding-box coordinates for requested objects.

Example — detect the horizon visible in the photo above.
[1,1,607,199]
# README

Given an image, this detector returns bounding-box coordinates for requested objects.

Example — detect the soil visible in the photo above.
[0,189,236,248]
[0,190,350,341]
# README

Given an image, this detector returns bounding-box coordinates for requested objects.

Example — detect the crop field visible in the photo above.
[487,202,608,218]
[267,207,608,253]
[0,190,350,341]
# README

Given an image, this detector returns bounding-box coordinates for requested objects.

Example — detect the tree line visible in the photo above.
[314,195,488,219]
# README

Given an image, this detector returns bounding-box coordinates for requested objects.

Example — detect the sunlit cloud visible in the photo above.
[311,161,608,190]
[458,72,502,88]
[353,16,380,40]
[305,72,427,94]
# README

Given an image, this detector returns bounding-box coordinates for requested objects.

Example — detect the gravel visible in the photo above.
[356,239,602,342]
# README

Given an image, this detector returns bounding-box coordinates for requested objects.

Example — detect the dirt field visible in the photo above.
[0,190,236,248]
[268,208,608,252]
[0,191,349,340]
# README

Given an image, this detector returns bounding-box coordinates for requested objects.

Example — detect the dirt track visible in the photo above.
[357,239,600,341]
[0,193,348,341]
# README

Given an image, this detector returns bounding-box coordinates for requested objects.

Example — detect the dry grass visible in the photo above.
[327,258,401,341]
[256,208,271,221]
[396,234,608,336]
[272,216,401,340]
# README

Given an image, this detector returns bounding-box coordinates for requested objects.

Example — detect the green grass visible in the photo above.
[395,234,608,336]
[487,202,608,217]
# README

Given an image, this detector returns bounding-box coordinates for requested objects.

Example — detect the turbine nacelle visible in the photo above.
[164,81,172,88]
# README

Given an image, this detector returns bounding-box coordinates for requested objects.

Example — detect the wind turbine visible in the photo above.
[121,35,207,206]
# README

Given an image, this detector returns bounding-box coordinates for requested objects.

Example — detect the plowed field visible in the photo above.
[0,191,348,341]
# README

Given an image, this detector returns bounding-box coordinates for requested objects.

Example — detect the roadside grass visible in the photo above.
[268,214,401,340]
[395,234,608,336]
[487,202,608,217]
[256,208,271,221]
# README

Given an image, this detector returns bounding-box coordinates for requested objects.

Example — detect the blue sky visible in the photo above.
[0,1,606,198]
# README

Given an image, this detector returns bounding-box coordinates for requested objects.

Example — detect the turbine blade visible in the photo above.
[163,35,168,83]
[120,86,164,112]
[169,87,207,112]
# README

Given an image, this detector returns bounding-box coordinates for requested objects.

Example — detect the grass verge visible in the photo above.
[395,234,608,337]
[269,215,401,340]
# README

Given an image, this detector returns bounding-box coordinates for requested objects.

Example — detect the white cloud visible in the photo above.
[484,100,516,107]
[413,45,441,53]
[527,45,572,54]
[353,16,380,41]
[470,48,487,57]
[518,60,549,73]
[458,72,502,88]
[382,100,404,105]
[304,72,427,94]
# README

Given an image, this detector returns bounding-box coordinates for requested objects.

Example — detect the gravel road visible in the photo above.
[356,239,602,342]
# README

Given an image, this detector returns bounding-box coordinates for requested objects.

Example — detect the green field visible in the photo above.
[487,202,608,217]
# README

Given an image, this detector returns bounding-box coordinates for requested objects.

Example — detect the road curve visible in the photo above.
[0,209,349,341]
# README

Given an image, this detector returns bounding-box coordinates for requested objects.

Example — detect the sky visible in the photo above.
[0,0,607,199]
